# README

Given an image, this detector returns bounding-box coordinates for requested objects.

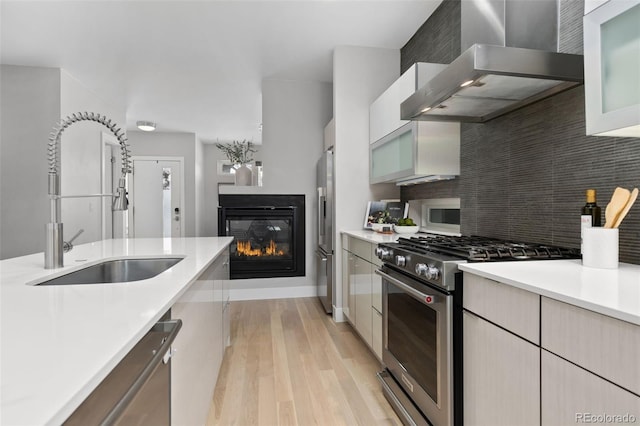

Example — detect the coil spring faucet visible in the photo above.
[45,112,132,269]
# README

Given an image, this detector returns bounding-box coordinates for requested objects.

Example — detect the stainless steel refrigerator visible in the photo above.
[316,149,334,314]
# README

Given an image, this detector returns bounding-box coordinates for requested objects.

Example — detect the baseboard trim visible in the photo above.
[229,285,317,301]
[332,306,346,323]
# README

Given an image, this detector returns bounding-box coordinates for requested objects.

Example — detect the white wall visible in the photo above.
[127,131,198,237]
[0,65,60,259]
[221,78,333,301]
[195,138,204,237]
[0,65,125,260]
[333,46,400,319]
[201,144,256,237]
[59,69,126,246]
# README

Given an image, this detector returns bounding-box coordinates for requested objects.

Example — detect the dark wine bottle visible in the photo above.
[581,189,601,227]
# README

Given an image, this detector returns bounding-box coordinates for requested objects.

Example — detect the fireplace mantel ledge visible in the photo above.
[218,185,304,195]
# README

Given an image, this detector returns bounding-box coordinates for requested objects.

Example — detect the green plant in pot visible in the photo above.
[216,140,257,186]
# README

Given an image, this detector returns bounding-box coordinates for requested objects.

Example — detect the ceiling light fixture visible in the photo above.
[421,107,432,113]
[136,121,156,131]
[460,79,475,87]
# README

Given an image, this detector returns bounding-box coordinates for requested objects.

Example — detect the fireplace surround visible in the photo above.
[218,194,305,279]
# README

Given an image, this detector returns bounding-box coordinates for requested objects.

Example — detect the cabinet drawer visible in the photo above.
[342,233,349,250]
[350,237,373,262]
[541,350,640,426]
[370,244,382,268]
[463,273,539,344]
[541,297,640,395]
[372,271,382,312]
[464,311,540,426]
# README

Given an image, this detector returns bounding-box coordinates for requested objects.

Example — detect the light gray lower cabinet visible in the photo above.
[463,273,539,344]
[220,252,231,348]
[541,297,640,395]
[463,271,640,426]
[372,308,383,360]
[171,249,229,426]
[342,235,383,360]
[463,310,540,426]
[463,272,540,426]
[371,268,383,360]
[541,350,640,425]
[344,249,355,323]
[541,297,640,425]
[354,256,373,347]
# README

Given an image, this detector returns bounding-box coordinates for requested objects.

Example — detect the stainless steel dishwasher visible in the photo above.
[64,311,182,426]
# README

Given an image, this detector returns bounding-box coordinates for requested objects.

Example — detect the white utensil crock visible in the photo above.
[582,227,618,269]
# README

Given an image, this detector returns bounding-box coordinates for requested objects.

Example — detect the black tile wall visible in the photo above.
[402,178,460,200]
[400,0,640,264]
[401,0,461,72]
[559,0,584,54]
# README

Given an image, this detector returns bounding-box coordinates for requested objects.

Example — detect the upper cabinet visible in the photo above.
[370,121,460,185]
[369,63,460,185]
[584,0,640,137]
[370,63,446,143]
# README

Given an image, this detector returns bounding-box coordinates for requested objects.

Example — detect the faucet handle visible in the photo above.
[63,228,84,253]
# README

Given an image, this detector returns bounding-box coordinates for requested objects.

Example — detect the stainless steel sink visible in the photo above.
[34,257,184,286]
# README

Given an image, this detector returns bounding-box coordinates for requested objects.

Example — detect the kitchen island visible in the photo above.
[0,237,233,425]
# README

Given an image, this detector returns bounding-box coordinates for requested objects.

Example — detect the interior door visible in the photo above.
[131,159,182,238]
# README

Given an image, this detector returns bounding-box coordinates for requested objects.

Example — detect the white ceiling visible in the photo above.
[1,0,441,143]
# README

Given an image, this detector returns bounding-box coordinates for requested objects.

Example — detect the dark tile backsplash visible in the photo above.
[399,0,640,263]
[401,0,460,72]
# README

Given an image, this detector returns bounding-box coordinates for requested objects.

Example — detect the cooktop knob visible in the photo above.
[378,248,392,260]
[426,266,441,280]
[415,263,428,275]
[375,247,383,258]
[395,255,406,267]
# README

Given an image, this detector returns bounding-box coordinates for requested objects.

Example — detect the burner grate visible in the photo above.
[397,235,580,261]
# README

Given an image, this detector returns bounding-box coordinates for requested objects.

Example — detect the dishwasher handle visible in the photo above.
[100,319,182,426]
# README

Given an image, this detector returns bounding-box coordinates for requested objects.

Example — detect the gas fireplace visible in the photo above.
[218,194,305,279]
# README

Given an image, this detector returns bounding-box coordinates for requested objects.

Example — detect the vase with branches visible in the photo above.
[215,140,256,166]
[216,139,256,186]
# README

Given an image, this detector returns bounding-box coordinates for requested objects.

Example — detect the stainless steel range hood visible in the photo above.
[401,0,584,123]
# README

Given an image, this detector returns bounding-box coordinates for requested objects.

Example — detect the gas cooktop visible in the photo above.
[376,234,580,292]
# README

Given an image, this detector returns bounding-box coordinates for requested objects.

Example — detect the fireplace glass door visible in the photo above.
[222,207,298,279]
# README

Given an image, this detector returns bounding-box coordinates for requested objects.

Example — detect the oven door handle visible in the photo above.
[376,269,432,302]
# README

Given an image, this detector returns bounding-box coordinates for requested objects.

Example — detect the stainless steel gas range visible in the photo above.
[375,234,580,426]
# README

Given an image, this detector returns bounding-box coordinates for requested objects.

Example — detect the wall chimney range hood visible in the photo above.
[402,0,585,123]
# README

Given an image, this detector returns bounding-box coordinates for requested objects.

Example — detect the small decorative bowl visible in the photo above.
[393,225,420,234]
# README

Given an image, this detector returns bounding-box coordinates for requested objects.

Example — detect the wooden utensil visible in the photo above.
[613,187,638,228]
[604,187,631,228]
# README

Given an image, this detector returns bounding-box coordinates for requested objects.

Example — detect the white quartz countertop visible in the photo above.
[460,260,640,326]
[0,237,233,426]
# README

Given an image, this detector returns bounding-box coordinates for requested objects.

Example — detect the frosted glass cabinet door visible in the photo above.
[584,0,640,137]
[370,122,415,183]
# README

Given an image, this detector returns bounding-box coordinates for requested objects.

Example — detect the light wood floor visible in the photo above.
[207,297,402,426]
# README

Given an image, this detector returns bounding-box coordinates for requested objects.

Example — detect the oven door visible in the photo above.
[377,266,453,426]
